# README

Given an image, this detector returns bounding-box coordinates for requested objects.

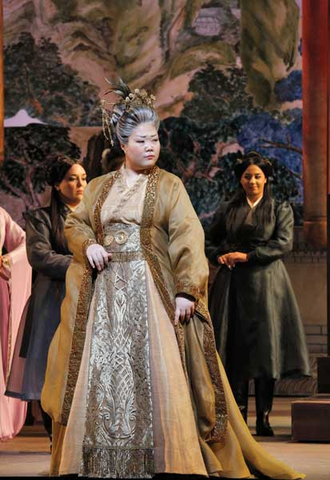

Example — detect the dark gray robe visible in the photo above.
[205,200,310,382]
[20,206,72,399]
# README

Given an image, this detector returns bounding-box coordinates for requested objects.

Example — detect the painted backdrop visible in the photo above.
[2,0,302,228]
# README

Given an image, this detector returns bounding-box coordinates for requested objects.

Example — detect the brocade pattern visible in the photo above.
[139,167,227,444]
[61,265,94,424]
[61,172,121,424]
[81,223,154,478]
[62,165,227,448]
[94,171,121,245]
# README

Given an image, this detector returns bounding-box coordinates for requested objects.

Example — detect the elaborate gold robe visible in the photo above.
[41,166,304,479]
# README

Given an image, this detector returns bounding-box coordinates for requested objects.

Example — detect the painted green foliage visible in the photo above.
[240,0,300,108]
[2,0,302,227]
[182,65,258,123]
[4,32,100,126]
[159,64,302,227]
[1,126,80,210]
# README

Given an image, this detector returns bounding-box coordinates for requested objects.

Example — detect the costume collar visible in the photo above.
[246,196,263,209]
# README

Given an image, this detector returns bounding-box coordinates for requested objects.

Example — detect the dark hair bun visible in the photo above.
[234,151,273,179]
[46,155,78,187]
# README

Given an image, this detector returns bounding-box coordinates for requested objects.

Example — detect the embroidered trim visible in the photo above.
[196,299,228,443]
[81,446,154,478]
[140,166,187,375]
[175,282,201,299]
[196,299,210,320]
[94,171,121,245]
[110,251,145,262]
[202,317,228,443]
[82,238,97,264]
[61,172,121,423]
[81,253,154,477]
[61,165,227,443]
[61,265,93,424]
[139,167,227,443]
[140,167,174,319]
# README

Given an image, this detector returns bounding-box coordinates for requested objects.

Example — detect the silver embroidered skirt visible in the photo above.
[81,223,154,478]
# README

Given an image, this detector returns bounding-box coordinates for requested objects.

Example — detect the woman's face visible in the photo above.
[240,164,267,199]
[56,164,87,207]
[121,122,160,171]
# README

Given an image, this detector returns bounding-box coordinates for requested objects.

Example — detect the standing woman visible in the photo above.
[206,152,310,436]
[41,83,304,479]
[6,157,87,443]
[0,208,31,440]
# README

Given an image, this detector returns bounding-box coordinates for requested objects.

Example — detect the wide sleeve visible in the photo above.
[1,208,27,280]
[248,202,294,263]
[166,177,209,300]
[25,211,72,281]
[205,204,229,266]
[64,182,97,264]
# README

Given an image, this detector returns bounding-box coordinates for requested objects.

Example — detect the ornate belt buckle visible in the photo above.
[104,234,114,246]
[115,230,128,245]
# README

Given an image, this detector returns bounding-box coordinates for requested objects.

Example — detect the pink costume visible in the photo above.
[0,207,32,441]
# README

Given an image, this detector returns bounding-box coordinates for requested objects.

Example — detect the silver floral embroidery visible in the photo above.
[81,223,154,478]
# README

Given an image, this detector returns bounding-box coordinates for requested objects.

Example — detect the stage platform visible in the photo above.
[0,398,329,479]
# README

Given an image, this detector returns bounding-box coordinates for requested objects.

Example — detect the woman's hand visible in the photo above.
[86,244,112,272]
[218,252,248,270]
[174,296,195,325]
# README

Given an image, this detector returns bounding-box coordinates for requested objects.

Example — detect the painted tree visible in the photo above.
[182,65,259,125]
[4,32,100,126]
[159,64,302,226]
[0,125,80,210]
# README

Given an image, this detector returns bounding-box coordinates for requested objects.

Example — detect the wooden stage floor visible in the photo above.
[0,398,329,479]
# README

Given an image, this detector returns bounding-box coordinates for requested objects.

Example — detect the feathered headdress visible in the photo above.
[101,78,156,146]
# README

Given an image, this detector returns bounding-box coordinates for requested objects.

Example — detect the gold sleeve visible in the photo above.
[64,183,97,264]
[166,177,209,302]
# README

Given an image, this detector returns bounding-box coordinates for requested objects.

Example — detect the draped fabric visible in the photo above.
[206,201,310,382]
[0,207,31,440]
[42,168,304,479]
[81,225,154,478]
[58,172,207,478]
[6,207,72,401]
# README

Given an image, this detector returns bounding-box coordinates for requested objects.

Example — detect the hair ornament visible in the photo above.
[234,157,244,165]
[104,77,156,109]
[101,99,115,146]
[101,78,156,146]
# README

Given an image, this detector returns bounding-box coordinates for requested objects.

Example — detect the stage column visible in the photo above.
[302,0,328,248]
[292,2,330,442]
